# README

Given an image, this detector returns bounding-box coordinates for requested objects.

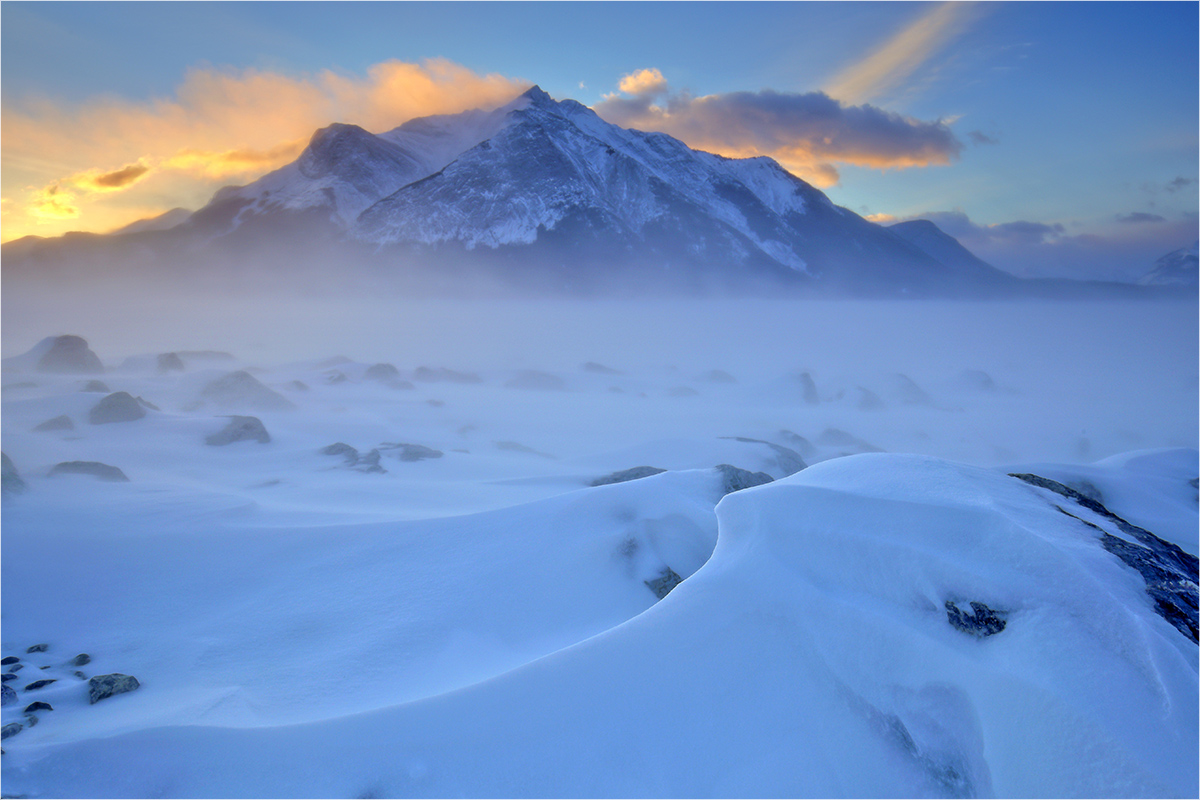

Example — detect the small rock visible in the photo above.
[25,644,47,654]
[504,370,566,391]
[74,671,87,680]
[0,657,20,666]
[412,366,482,384]
[23,702,51,714]
[2,453,27,497]
[205,415,270,446]
[89,391,147,424]
[23,679,55,691]
[591,466,666,487]
[1,723,22,740]
[80,379,111,392]
[25,714,38,728]
[1,675,17,683]
[945,600,1006,637]
[88,673,140,704]
[379,443,443,462]
[645,567,684,600]
[320,442,359,463]
[70,653,91,667]
[33,415,74,432]
[1,685,15,707]
[49,461,130,482]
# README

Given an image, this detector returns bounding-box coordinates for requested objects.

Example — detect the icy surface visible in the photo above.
[1,298,1196,797]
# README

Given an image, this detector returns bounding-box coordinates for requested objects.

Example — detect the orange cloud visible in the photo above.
[1,58,529,240]
[617,68,668,98]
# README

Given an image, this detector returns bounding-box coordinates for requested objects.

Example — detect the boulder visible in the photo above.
[645,567,684,600]
[379,443,443,462]
[2,452,27,496]
[1,674,17,683]
[33,414,74,432]
[591,466,667,487]
[88,673,140,704]
[1,722,21,739]
[199,371,295,411]
[80,379,110,393]
[25,644,48,653]
[89,391,146,424]
[722,437,808,477]
[205,416,270,446]
[23,679,55,691]
[1,685,15,707]
[0,656,19,666]
[887,373,935,406]
[70,653,91,667]
[36,335,103,374]
[320,443,359,463]
[49,461,130,482]
[23,701,52,714]
[412,366,482,384]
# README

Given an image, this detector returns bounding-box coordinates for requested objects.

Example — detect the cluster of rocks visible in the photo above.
[320,443,385,473]
[206,415,270,446]
[1,643,141,748]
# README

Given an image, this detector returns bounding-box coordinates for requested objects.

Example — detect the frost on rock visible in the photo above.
[591,466,667,487]
[945,600,1007,637]
[1010,472,1199,644]
[644,567,683,600]
[715,464,774,495]
[88,674,140,704]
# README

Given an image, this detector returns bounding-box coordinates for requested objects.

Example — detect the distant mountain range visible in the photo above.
[3,86,1190,298]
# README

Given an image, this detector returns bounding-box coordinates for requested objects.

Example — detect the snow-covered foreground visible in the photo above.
[1,298,1196,797]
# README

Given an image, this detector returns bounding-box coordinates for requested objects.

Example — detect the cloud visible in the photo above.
[1165,177,1196,193]
[966,130,997,146]
[594,75,962,187]
[1,58,529,240]
[825,2,986,104]
[70,162,152,192]
[1116,212,1167,224]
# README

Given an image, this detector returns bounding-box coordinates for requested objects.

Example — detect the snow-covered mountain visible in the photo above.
[1138,241,1199,286]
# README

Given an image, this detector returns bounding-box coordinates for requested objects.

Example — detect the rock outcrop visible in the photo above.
[88,673,140,704]
[34,414,74,432]
[591,466,667,487]
[89,391,147,424]
[2,452,27,496]
[48,461,130,482]
[199,370,295,411]
[205,416,270,446]
[36,335,103,374]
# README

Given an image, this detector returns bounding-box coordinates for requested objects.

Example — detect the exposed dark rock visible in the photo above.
[199,370,295,411]
[23,679,55,691]
[8,665,22,673]
[364,363,400,381]
[70,653,90,667]
[1,675,16,683]
[591,466,667,487]
[0,686,15,707]
[205,415,270,446]
[795,371,819,405]
[157,352,185,372]
[504,370,566,390]
[1011,472,1199,644]
[36,335,103,374]
[33,415,74,432]
[27,644,49,653]
[582,361,623,375]
[320,442,360,463]
[284,380,309,391]
[23,702,51,714]
[715,464,775,495]
[49,461,129,482]
[88,673,140,704]
[1067,480,1104,505]
[1,657,19,666]
[88,392,146,424]
[355,449,386,473]
[945,600,1007,637]
[645,567,684,600]
[777,430,818,460]
[24,715,38,728]
[379,442,443,462]
[853,386,886,411]
[955,369,997,392]
[722,437,808,476]
[888,373,935,406]
[1,723,21,740]
[412,366,482,384]
[2,453,27,496]
[74,671,87,680]
[325,370,348,384]
[80,380,110,392]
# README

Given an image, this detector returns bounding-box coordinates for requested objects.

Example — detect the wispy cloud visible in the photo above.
[594,72,962,187]
[2,59,529,240]
[825,2,986,104]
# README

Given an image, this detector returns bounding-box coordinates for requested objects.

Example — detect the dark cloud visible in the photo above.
[91,163,150,189]
[966,130,998,146]
[594,77,962,187]
[916,211,1062,245]
[1166,177,1196,193]
[1116,212,1166,224]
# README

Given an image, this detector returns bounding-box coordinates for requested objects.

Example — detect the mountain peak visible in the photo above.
[519,85,554,106]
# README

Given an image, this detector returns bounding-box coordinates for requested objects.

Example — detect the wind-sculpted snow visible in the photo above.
[2,452,1196,798]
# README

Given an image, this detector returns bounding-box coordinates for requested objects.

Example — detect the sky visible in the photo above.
[1,1,1196,280]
